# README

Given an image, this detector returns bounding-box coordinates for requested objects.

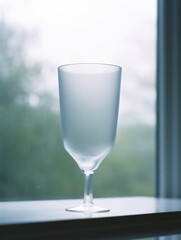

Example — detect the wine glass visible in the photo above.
[58,63,122,213]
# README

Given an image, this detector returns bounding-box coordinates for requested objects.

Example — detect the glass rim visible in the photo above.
[57,63,122,71]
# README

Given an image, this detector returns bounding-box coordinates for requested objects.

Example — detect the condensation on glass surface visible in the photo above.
[0,0,156,200]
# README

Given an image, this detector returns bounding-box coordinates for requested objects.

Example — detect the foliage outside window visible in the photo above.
[0,0,156,201]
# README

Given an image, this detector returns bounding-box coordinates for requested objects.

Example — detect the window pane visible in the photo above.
[0,0,156,200]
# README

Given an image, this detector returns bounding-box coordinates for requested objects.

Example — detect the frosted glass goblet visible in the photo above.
[58,63,122,213]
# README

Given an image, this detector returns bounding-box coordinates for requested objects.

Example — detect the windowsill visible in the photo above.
[1,197,181,239]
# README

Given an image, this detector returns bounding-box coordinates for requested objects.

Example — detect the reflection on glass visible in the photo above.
[158,234,181,240]
[137,234,181,240]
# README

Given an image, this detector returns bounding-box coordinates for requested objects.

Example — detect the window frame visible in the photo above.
[1,197,181,239]
[156,0,181,198]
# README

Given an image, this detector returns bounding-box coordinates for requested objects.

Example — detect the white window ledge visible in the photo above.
[1,197,181,239]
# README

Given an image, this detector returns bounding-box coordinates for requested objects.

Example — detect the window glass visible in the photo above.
[0,0,156,200]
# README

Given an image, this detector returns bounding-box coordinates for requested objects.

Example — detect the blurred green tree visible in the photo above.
[0,21,82,200]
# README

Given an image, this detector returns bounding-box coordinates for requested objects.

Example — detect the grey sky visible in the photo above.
[0,0,156,125]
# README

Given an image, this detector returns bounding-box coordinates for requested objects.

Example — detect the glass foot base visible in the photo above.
[66,204,110,213]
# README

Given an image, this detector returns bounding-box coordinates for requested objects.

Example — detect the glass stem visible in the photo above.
[83,172,93,206]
